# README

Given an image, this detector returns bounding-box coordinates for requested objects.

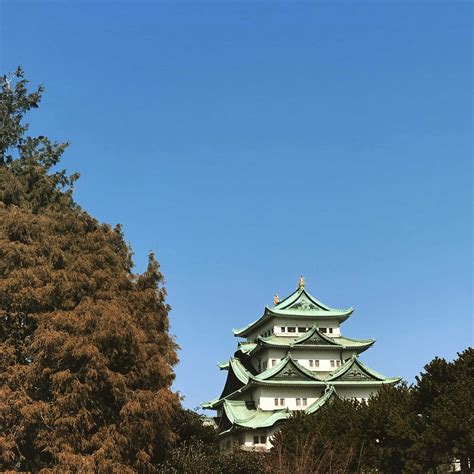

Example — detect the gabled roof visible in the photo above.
[290,325,342,346]
[326,354,400,385]
[233,287,353,338]
[202,354,326,409]
[239,326,374,355]
[254,354,324,383]
[273,287,352,315]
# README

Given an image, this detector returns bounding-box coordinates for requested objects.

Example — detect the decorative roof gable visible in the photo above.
[286,293,323,311]
[233,284,353,338]
[257,355,322,383]
[291,325,339,346]
[326,355,398,383]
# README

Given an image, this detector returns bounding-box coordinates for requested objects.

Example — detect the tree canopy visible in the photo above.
[0,68,179,472]
[271,348,473,473]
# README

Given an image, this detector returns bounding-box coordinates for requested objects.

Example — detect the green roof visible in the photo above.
[305,385,337,413]
[203,354,399,410]
[242,325,374,354]
[326,354,400,385]
[203,355,327,409]
[254,354,324,383]
[218,385,338,434]
[233,287,353,338]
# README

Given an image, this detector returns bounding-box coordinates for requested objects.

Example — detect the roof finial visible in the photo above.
[273,294,280,305]
[298,275,305,289]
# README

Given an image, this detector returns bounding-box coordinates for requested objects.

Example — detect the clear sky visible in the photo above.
[1,0,472,410]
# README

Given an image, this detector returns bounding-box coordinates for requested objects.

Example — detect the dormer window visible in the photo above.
[288,327,296,333]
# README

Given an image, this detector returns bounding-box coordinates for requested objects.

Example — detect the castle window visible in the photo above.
[336,360,341,367]
[315,360,320,367]
[280,398,285,406]
[328,328,333,334]
[288,327,296,333]
[271,359,277,367]
[253,436,259,444]
[309,359,314,367]
[280,326,286,332]
[297,327,306,333]
[330,360,335,367]
[260,436,266,444]
[274,398,278,406]
[302,398,307,406]
[296,398,301,406]
[320,327,327,333]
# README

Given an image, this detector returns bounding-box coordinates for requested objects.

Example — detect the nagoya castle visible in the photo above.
[203,277,399,451]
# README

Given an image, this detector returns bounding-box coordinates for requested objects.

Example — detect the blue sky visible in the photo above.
[2,0,472,409]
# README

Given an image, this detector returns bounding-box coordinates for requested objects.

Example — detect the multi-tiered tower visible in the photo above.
[203,278,399,451]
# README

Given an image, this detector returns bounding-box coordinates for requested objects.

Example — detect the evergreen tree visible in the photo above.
[363,383,420,472]
[0,68,179,472]
[271,397,366,472]
[414,348,474,472]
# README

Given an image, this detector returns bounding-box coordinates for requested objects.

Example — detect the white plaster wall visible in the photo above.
[273,319,341,336]
[246,318,344,340]
[246,321,274,341]
[257,386,324,410]
[258,348,351,374]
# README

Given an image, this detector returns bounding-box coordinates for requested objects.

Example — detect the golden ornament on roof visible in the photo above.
[273,294,280,305]
[298,275,305,289]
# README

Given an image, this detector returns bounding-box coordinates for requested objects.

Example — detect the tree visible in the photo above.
[0,68,180,472]
[271,398,366,473]
[414,348,474,472]
[362,383,421,472]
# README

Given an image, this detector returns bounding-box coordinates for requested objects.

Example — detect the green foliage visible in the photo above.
[172,408,216,447]
[271,399,366,473]
[0,69,179,472]
[413,348,474,472]
[157,441,271,474]
[271,350,473,473]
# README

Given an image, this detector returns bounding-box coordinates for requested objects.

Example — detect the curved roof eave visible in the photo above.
[326,354,399,383]
[233,286,354,337]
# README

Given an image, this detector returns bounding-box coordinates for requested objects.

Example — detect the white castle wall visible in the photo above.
[246,319,342,340]
[253,385,323,410]
[256,348,356,374]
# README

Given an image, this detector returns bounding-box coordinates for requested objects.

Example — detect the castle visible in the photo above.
[203,277,399,451]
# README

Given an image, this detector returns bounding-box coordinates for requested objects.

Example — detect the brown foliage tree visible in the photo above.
[0,68,179,472]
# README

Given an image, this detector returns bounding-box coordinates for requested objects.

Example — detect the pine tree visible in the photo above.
[0,68,180,472]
